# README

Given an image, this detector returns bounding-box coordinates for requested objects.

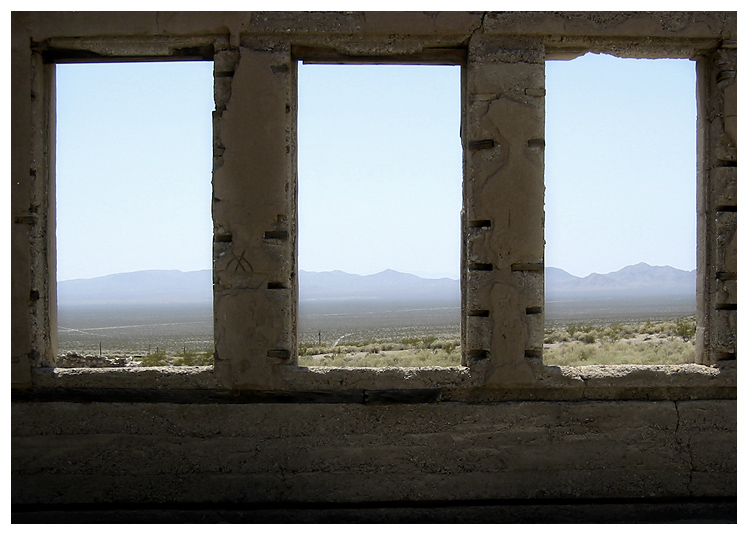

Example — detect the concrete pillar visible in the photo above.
[212,40,297,388]
[11,15,35,387]
[697,43,737,365]
[463,36,545,385]
[12,22,57,378]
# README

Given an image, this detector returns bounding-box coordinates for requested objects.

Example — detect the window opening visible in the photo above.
[297,63,462,367]
[55,61,215,368]
[543,53,697,366]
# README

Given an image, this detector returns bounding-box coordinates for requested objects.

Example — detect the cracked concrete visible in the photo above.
[11,11,736,517]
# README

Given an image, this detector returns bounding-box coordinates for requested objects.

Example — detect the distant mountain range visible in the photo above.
[58,269,213,306]
[57,262,695,307]
[299,269,459,304]
[546,262,696,297]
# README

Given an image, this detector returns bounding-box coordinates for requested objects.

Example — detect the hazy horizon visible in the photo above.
[57,260,696,283]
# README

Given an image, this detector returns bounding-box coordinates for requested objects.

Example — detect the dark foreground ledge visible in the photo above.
[11,387,443,404]
[12,498,737,524]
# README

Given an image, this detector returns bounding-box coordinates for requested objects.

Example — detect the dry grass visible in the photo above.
[298,318,696,368]
[542,317,696,366]
[299,348,461,367]
[542,337,695,366]
[119,319,697,368]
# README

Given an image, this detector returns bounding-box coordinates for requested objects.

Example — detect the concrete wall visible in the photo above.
[11,12,736,521]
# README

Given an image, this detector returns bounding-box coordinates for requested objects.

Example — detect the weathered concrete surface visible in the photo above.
[11,11,736,517]
[11,15,33,385]
[463,36,546,384]
[14,11,735,42]
[696,40,737,365]
[11,400,736,506]
[24,363,736,402]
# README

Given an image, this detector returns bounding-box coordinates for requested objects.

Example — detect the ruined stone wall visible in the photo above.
[11,12,736,520]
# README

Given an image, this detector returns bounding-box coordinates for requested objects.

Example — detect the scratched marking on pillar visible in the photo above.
[226,250,252,272]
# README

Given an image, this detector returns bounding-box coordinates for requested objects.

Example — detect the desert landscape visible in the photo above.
[56,262,697,367]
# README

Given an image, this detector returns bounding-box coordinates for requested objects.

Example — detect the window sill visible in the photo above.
[16,361,736,403]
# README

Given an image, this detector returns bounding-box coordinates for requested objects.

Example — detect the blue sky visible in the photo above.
[298,63,462,279]
[545,53,696,277]
[55,61,214,281]
[55,53,697,281]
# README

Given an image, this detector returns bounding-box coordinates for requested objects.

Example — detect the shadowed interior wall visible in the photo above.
[11,11,736,521]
